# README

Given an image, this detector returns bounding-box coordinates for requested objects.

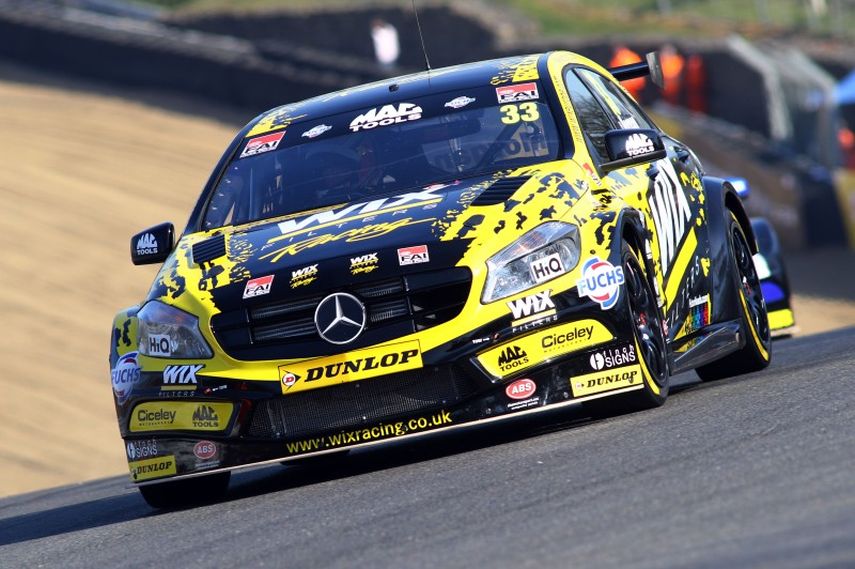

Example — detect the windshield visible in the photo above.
[203,85,562,229]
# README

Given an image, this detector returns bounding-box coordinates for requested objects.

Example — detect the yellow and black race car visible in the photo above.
[111,51,771,508]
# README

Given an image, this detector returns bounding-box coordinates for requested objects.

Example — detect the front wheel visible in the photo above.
[696,211,771,381]
[138,471,230,509]
[585,242,669,415]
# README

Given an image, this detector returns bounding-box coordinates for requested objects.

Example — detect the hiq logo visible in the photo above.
[576,258,625,310]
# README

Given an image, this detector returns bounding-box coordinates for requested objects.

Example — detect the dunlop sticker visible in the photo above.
[570,364,642,397]
[128,455,176,482]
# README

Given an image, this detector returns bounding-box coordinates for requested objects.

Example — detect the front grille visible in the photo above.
[212,267,471,360]
[247,365,480,439]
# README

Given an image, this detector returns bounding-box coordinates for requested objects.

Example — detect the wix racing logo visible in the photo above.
[649,159,691,275]
[350,253,379,275]
[349,103,422,132]
[624,133,654,157]
[136,233,158,256]
[507,290,555,320]
[277,189,441,236]
[163,364,203,385]
[290,264,318,288]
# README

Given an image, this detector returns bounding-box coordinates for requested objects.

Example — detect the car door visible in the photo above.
[564,66,712,342]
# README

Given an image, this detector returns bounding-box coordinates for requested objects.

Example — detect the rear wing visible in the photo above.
[607,52,664,88]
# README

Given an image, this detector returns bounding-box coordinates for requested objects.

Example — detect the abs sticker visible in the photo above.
[505,378,536,400]
[240,131,284,158]
[577,257,625,310]
[496,82,539,103]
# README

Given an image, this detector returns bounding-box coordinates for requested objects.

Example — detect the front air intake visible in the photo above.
[470,176,530,206]
[192,234,226,264]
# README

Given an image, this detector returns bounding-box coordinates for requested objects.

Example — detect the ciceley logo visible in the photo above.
[192,404,220,428]
[349,103,422,132]
[136,233,158,256]
[497,345,529,373]
[624,133,654,157]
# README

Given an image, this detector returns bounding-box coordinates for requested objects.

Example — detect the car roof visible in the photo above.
[243,53,549,138]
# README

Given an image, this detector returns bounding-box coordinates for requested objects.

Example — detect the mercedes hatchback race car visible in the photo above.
[111,51,771,508]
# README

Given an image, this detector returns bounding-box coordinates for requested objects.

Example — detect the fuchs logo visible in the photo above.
[577,257,625,310]
[243,275,274,299]
[277,188,441,236]
[349,103,422,132]
[507,290,555,320]
[590,344,637,370]
[530,253,565,283]
[496,82,539,103]
[193,440,217,460]
[649,158,691,275]
[397,245,429,266]
[444,96,476,109]
[163,364,203,385]
[301,124,332,139]
[290,264,318,288]
[192,405,220,428]
[111,352,140,403]
[505,378,536,400]
[135,233,158,256]
[240,131,284,158]
[624,133,654,157]
[497,345,528,372]
[350,253,379,275]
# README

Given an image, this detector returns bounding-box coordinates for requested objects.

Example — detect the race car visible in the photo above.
[111,51,771,508]
[727,177,796,336]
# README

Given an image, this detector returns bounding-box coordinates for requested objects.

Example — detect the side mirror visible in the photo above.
[601,129,667,173]
[131,222,174,265]
[726,176,751,200]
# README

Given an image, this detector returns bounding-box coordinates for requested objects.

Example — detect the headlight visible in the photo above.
[482,222,580,303]
[138,301,213,358]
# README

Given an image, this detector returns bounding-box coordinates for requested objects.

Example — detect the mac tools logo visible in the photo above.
[349,103,422,132]
[624,133,654,157]
[576,257,625,310]
[136,233,158,256]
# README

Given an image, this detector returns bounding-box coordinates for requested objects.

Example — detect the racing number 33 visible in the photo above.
[500,102,540,124]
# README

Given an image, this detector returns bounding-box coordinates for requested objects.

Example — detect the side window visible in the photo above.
[577,68,655,131]
[563,68,614,162]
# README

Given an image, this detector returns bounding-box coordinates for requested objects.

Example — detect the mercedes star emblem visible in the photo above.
[314,292,366,345]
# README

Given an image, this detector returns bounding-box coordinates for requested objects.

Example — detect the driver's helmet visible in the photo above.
[306,147,360,202]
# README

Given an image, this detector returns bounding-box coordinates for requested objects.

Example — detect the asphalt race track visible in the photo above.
[1,327,853,569]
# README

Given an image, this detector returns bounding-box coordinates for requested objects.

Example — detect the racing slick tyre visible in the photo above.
[585,242,669,416]
[696,212,771,381]
[138,471,231,509]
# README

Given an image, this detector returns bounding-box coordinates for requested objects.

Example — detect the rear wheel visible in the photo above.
[697,212,771,381]
[138,471,230,509]
[585,242,669,415]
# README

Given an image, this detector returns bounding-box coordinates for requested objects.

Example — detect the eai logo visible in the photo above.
[397,245,429,266]
[576,257,625,310]
[505,378,536,400]
[243,275,274,299]
[349,103,422,132]
[111,352,141,403]
[240,131,285,158]
[649,159,691,275]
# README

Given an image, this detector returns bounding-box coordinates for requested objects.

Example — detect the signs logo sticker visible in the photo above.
[243,275,274,299]
[576,257,625,310]
[349,103,422,132]
[589,344,637,371]
[398,245,429,266]
[496,82,539,103]
[240,131,285,158]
